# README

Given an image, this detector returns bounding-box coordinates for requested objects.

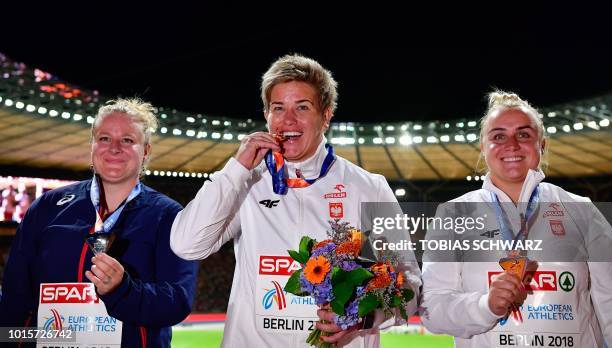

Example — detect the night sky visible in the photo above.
[2,4,611,123]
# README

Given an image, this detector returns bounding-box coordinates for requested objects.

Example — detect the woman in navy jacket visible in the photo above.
[0,98,198,348]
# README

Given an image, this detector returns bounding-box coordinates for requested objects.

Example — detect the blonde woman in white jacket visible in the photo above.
[420,91,612,347]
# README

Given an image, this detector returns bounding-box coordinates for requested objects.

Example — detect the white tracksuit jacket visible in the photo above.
[421,169,612,348]
[170,140,421,348]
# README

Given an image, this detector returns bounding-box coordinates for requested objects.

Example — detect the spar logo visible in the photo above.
[259,255,301,276]
[488,271,558,291]
[40,283,100,304]
[43,308,64,330]
[262,280,288,310]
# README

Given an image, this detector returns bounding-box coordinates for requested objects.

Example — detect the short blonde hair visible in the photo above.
[91,98,158,174]
[261,54,338,114]
[92,98,158,145]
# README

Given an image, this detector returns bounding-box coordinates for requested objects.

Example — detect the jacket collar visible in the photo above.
[482,169,545,203]
[284,137,329,179]
[84,178,152,211]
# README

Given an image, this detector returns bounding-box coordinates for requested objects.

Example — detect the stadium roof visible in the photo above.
[1,52,611,182]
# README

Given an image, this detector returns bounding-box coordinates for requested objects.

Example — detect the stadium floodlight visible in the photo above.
[600,119,610,127]
[395,188,406,197]
[546,126,557,134]
[179,172,184,177]
[454,134,465,142]
[426,136,438,143]
[203,173,209,178]
[49,110,59,117]
[587,121,598,130]
[590,106,597,111]
[16,102,25,109]
[466,175,472,181]
[212,120,220,126]
[190,173,196,178]
[61,112,71,119]
[401,124,408,131]
[160,127,168,134]
[223,133,233,140]
[212,132,221,139]
[172,172,178,177]
[440,135,450,142]
[73,114,83,121]
[173,129,182,136]
[358,138,365,144]
[224,121,231,126]
[474,176,480,181]
[573,123,583,130]
[197,173,203,178]
[413,136,423,144]
[456,122,464,128]
[373,137,383,144]
[159,171,165,176]
[186,130,196,137]
[166,171,172,176]
[238,134,246,140]
[5,99,14,106]
[399,135,412,146]
[153,170,159,176]
[0,96,3,103]
[413,124,422,131]
[444,123,450,129]
[186,117,195,123]
[339,124,347,131]
[197,131,207,138]
[347,125,355,131]
[161,113,167,119]
[86,116,95,124]
[386,125,395,131]
[562,125,571,132]
[385,137,396,144]
[145,170,151,176]
[480,175,486,181]
[467,121,477,127]
[547,112,556,118]
[38,107,47,115]
[466,133,477,142]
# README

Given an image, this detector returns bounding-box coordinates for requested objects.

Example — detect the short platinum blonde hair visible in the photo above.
[92,98,158,145]
[261,54,338,114]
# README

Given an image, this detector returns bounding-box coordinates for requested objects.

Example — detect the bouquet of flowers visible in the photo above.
[284,220,414,347]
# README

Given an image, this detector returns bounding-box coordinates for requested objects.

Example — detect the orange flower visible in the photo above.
[303,256,331,284]
[314,239,333,250]
[396,272,405,287]
[371,262,389,274]
[349,229,362,244]
[367,272,392,291]
[336,241,360,256]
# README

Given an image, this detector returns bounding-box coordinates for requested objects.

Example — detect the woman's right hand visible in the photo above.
[487,272,526,316]
[234,132,282,170]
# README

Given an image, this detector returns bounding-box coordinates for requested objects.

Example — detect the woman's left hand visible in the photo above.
[316,306,358,344]
[85,253,124,295]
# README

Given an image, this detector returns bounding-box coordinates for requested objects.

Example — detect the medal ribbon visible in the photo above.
[90,174,142,234]
[265,143,336,195]
[490,185,539,256]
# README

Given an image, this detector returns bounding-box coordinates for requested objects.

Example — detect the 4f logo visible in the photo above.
[259,199,280,208]
[480,229,500,238]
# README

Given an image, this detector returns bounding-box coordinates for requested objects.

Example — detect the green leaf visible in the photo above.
[401,288,414,302]
[287,249,308,264]
[331,298,345,316]
[332,281,354,308]
[358,293,380,317]
[299,236,315,256]
[345,268,373,286]
[331,268,348,285]
[284,269,304,295]
[390,294,402,308]
[399,306,408,320]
